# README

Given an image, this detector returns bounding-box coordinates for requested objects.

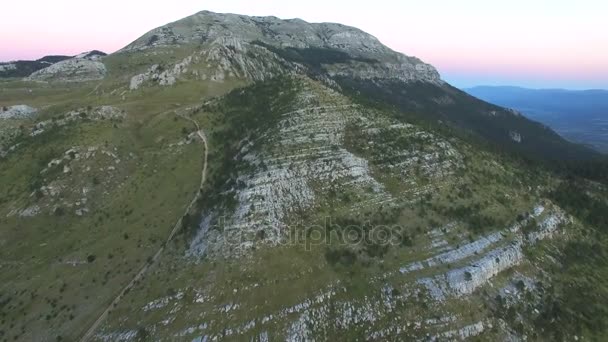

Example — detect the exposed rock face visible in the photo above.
[134,206,566,341]
[73,50,107,60]
[510,131,522,143]
[444,241,525,297]
[122,10,441,86]
[1,54,98,78]
[89,106,127,120]
[129,38,295,90]
[417,208,569,300]
[0,63,17,72]
[0,58,69,78]
[189,84,391,258]
[0,105,37,119]
[527,210,565,242]
[130,56,194,89]
[27,52,106,82]
[324,55,441,83]
[401,231,504,274]
[188,78,461,258]
[125,11,383,56]
[201,37,294,81]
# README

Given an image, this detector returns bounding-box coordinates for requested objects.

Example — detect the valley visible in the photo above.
[465,86,608,153]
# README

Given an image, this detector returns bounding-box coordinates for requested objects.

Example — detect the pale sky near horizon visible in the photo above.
[1,0,606,89]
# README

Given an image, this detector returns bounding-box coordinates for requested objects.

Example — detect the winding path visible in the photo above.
[79,113,208,342]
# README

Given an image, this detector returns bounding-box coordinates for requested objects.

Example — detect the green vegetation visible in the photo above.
[194,77,301,218]
[335,77,599,161]
[0,72,210,340]
[528,180,608,339]
[251,41,377,73]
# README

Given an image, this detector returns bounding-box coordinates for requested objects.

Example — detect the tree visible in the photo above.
[135,327,149,341]
[182,213,192,230]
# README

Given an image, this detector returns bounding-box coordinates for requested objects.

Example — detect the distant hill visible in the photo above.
[0,56,71,78]
[464,86,608,153]
[0,51,107,78]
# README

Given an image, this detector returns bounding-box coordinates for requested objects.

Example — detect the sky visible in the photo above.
[1,0,606,89]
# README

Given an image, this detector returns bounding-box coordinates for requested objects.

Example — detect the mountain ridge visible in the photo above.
[464,85,608,153]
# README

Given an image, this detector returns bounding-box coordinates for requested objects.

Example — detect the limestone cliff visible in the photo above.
[121,11,441,85]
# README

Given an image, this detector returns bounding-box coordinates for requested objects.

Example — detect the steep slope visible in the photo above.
[465,86,608,153]
[1,10,607,342]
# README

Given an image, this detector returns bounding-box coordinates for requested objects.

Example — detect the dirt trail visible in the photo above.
[79,113,208,342]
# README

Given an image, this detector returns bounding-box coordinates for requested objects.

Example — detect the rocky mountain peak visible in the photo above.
[122,10,442,84]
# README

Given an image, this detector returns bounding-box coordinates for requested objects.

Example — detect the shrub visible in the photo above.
[54,207,65,216]
[181,213,193,231]
[325,248,357,267]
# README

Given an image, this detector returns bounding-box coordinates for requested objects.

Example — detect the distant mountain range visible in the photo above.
[464,86,608,153]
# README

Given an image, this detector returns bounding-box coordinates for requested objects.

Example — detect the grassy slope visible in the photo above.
[0,68,242,340]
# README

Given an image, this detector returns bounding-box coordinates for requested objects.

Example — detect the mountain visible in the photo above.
[0,55,71,78]
[0,50,107,79]
[1,10,608,342]
[464,86,608,153]
[117,11,596,161]
[26,50,108,82]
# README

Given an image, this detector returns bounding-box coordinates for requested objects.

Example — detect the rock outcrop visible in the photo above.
[27,51,106,82]
[129,56,194,90]
[188,78,462,259]
[0,63,17,72]
[0,105,37,119]
[417,209,569,300]
[0,55,72,78]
